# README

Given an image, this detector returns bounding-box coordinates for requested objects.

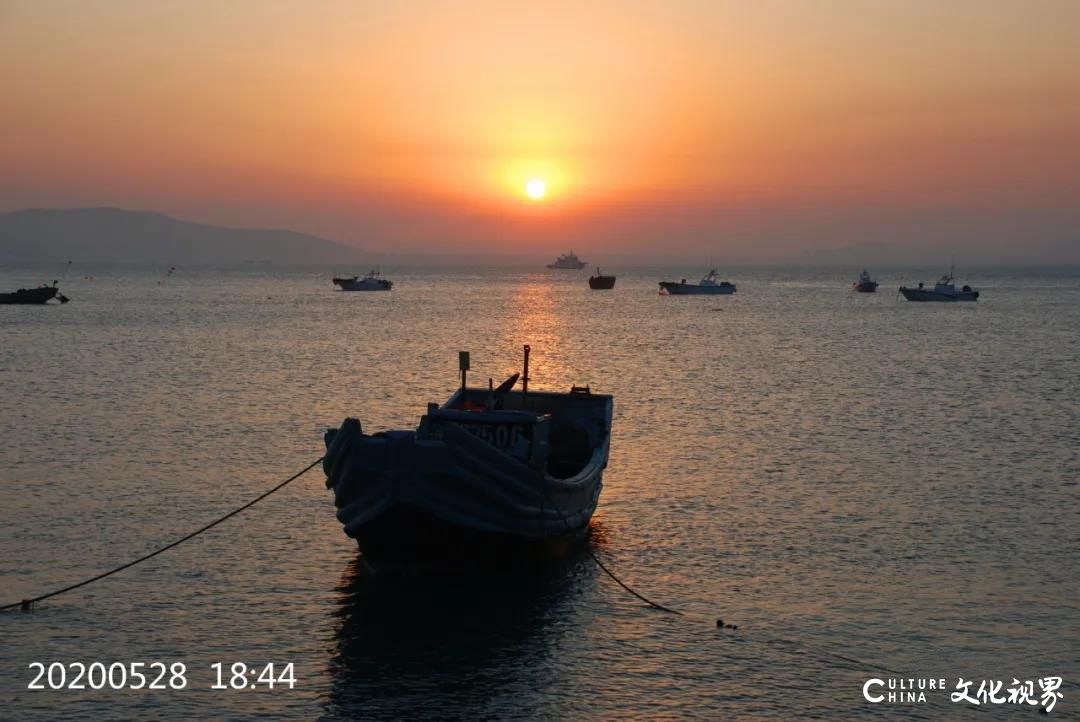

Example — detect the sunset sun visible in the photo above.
[525,177,546,200]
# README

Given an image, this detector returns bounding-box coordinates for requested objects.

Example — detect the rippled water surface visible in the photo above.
[2,265,1078,720]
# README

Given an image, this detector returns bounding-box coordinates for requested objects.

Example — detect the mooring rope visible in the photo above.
[539,477,683,615]
[2,451,980,690]
[535,471,935,683]
[751,627,906,676]
[584,543,684,615]
[1,456,324,613]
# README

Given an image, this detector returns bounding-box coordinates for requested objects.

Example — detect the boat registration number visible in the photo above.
[458,423,529,451]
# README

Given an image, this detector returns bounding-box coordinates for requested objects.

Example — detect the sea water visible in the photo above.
[1,264,1077,719]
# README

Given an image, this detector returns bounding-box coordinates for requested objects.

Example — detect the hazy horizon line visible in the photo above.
[2,204,1078,266]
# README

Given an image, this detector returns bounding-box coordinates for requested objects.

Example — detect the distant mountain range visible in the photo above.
[0,207,366,265]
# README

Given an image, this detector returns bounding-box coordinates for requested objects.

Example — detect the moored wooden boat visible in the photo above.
[323,347,611,572]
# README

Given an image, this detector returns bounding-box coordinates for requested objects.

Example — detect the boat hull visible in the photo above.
[341,504,588,572]
[853,281,878,292]
[336,280,392,291]
[659,281,735,295]
[323,410,608,572]
[899,287,978,301]
[588,275,616,289]
[547,262,586,269]
[0,286,60,304]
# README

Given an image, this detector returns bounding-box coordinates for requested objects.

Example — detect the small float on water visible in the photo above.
[659,269,736,295]
[323,346,612,572]
[588,267,616,290]
[0,282,69,305]
[333,269,393,291]
[899,267,978,302]
[852,269,879,293]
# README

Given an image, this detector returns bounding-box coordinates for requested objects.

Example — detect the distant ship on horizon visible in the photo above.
[333,269,393,291]
[546,251,587,269]
[899,266,978,301]
[852,269,879,293]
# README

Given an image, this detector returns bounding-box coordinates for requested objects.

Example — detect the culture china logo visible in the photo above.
[862,677,1064,712]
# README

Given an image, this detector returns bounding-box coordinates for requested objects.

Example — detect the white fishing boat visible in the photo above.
[899,267,978,301]
[323,346,612,572]
[547,251,587,269]
[333,269,393,291]
[659,269,736,295]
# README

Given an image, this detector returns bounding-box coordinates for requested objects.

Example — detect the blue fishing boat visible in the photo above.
[323,346,612,572]
[659,269,736,295]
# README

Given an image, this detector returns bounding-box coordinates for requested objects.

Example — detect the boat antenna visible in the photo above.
[522,344,530,405]
[459,351,470,395]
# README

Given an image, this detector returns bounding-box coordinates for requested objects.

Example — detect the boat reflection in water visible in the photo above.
[326,540,601,720]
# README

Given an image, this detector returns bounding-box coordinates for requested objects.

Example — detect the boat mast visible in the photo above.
[459,351,469,394]
[522,344,530,405]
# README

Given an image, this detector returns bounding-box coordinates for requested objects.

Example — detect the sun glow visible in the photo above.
[525,177,547,200]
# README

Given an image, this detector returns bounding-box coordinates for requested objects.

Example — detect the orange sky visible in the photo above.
[2,0,1079,260]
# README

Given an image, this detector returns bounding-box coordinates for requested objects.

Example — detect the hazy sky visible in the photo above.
[2,0,1079,261]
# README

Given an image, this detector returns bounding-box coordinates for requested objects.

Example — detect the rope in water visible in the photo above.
[1,451,971,687]
[538,477,926,679]
[585,544,683,615]
[539,479,682,616]
[1,456,324,613]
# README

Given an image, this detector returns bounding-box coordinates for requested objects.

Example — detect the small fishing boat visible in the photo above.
[852,269,879,293]
[323,346,612,572]
[547,251,587,269]
[588,267,616,290]
[899,268,979,302]
[334,269,393,291]
[0,282,69,305]
[659,269,736,295]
